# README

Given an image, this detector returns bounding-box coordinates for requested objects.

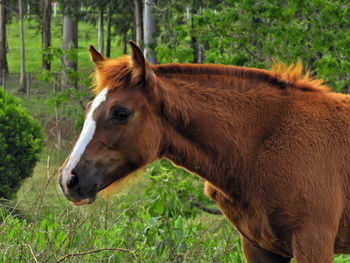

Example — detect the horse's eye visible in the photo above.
[111,106,132,124]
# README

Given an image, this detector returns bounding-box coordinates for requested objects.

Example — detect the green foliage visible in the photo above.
[38,46,94,131]
[2,160,350,262]
[131,161,245,262]
[0,89,44,199]
[156,0,350,92]
[0,161,245,262]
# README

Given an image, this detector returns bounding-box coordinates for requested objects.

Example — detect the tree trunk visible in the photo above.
[98,8,104,55]
[134,0,143,46]
[0,0,8,75]
[106,3,111,58]
[123,30,127,54]
[191,9,198,63]
[18,0,26,93]
[62,14,77,89]
[143,0,157,64]
[201,41,209,63]
[42,0,51,70]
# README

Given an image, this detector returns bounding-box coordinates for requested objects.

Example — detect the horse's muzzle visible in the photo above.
[58,163,100,205]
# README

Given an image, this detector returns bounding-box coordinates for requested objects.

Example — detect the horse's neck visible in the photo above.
[156,68,281,194]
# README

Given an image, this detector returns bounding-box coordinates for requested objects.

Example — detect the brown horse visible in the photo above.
[59,41,350,262]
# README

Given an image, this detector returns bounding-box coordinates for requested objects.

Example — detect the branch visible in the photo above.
[242,45,265,63]
[55,248,138,263]
[0,1,19,16]
[190,199,222,215]
[22,244,39,263]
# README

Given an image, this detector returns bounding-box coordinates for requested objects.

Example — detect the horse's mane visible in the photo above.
[269,61,329,92]
[93,57,330,94]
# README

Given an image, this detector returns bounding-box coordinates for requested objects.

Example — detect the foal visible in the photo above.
[59,41,350,262]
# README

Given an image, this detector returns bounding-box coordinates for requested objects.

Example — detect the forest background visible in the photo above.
[1,0,350,262]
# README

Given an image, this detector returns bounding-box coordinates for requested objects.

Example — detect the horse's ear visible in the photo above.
[89,45,106,65]
[129,40,156,92]
[129,40,146,69]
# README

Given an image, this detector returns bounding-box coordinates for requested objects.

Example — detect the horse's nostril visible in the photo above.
[66,173,79,189]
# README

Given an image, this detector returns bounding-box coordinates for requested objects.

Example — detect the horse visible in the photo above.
[58,41,350,262]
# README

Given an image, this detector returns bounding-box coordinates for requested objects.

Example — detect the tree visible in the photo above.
[143,0,157,63]
[0,0,23,77]
[82,0,112,56]
[134,0,143,46]
[196,0,350,92]
[60,0,80,88]
[62,13,77,88]
[0,0,19,76]
[42,0,51,70]
[190,6,198,63]
[25,0,52,70]
[18,0,25,93]
[0,1,8,76]
[97,3,104,55]
[105,2,111,57]
[154,0,350,93]
[82,0,133,56]
[110,0,133,55]
[23,0,52,71]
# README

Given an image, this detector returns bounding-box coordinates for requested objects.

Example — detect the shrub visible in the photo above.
[0,89,44,199]
[0,161,244,262]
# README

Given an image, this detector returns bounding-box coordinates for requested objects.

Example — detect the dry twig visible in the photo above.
[55,247,138,263]
[22,243,39,263]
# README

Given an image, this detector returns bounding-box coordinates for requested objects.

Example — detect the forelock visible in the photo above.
[92,56,136,94]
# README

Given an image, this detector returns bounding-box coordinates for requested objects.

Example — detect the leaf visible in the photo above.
[150,217,158,227]
[156,240,165,256]
[153,198,165,215]
[175,215,183,229]
[174,215,183,239]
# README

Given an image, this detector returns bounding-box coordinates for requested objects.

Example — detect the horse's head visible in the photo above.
[58,41,162,205]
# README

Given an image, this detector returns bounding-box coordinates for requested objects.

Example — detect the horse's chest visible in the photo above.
[217,197,293,257]
[244,209,292,254]
[206,182,292,256]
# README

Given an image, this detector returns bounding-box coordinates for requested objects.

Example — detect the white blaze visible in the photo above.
[63,87,108,174]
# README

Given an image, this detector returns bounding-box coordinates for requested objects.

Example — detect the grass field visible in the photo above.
[1,15,350,263]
